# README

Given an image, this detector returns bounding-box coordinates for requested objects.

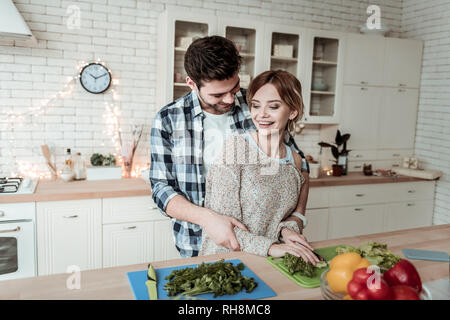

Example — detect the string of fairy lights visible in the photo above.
[0,59,126,179]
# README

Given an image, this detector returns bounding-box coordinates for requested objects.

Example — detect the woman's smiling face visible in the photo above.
[250,83,298,135]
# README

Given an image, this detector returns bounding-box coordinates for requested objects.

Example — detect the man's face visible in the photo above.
[188,73,241,115]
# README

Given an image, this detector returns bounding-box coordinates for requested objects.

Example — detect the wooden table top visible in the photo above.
[0,224,448,300]
[0,172,427,204]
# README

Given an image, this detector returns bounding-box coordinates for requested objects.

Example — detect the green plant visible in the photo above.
[318,130,351,164]
[90,153,116,166]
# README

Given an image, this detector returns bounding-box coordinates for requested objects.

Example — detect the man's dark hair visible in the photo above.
[184,35,242,88]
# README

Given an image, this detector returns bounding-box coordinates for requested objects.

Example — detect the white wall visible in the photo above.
[402,0,450,225]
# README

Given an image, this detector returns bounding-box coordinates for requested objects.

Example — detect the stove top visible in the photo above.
[0,177,38,195]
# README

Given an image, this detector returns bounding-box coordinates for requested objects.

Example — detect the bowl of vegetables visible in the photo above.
[319,242,431,300]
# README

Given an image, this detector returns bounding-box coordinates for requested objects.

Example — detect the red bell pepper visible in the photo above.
[347,268,393,300]
[383,259,422,293]
[390,285,420,300]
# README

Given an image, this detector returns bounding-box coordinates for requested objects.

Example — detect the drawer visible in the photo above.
[306,187,329,209]
[0,202,35,222]
[102,196,161,224]
[384,200,433,232]
[348,150,377,161]
[303,208,329,242]
[329,184,389,207]
[376,149,413,160]
[328,204,384,239]
[389,181,435,202]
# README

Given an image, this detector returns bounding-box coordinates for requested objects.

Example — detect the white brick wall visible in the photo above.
[0,0,403,178]
[402,0,450,225]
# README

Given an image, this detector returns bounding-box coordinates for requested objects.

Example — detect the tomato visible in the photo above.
[354,288,371,300]
[351,267,372,284]
[390,285,420,300]
[347,279,364,297]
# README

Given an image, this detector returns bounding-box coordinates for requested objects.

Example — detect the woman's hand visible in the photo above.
[268,243,319,265]
[273,228,320,265]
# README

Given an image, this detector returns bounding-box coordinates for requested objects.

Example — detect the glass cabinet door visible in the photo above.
[304,31,345,124]
[173,20,210,100]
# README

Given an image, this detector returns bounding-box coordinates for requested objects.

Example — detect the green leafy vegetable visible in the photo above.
[282,253,327,277]
[336,242,401,273]
[164,260,257,298]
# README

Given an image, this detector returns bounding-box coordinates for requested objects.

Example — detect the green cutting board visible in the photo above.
[266,245,347,288]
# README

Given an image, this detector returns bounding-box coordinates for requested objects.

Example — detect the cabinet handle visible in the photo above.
[355,194,365,197]
[408,190,416,193]
[360,81,368,85]
[360,87,368,91]
[0,226,21,233]
[63,215,79,218]
[392,153,400,157]
[398,88,406,92]
[124,226,137,230]
[354,165,362,169]
[392,164,400,167]
[399,83,407,87]
[355,154,363,158]
[0,210,4,217]
[354,208,364,212]
[407,203,415,207]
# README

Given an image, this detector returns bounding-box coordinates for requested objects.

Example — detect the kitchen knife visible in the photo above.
[145,263,158,300]
[402,248,449,262]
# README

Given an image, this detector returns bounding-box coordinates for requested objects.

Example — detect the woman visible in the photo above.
[200,70,319,265]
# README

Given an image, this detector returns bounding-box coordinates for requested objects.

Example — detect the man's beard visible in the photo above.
[198,90,235,114]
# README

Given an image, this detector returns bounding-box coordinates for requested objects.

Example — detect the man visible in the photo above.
[150,35,310,258]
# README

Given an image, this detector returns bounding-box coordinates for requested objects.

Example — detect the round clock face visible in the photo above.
[80,63,112,94]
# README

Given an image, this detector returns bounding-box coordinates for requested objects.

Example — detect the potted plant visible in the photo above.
[318,130,351,176]
[86,153,122,180]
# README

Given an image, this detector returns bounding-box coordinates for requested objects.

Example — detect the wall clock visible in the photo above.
[79,62,112,94]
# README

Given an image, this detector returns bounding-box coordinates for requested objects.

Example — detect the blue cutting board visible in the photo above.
[127,259,277,300]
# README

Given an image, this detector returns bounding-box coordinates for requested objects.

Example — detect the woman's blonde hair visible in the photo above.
[246,70,304,134]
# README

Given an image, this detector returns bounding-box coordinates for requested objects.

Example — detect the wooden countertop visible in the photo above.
[0,172,428,204]
[1,224,448,300]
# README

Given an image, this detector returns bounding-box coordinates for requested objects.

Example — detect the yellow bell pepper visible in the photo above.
[327,252,371,294]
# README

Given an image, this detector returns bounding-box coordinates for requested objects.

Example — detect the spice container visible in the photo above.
[73,152,87,180]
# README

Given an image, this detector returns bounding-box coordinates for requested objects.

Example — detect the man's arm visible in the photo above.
[150,112,247,251]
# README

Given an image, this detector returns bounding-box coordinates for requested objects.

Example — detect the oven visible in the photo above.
[0,202,37,281]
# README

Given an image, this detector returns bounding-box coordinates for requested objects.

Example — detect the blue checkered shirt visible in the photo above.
[150,88,309,257]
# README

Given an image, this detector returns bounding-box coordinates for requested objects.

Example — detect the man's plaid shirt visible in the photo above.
[150,88,310,258]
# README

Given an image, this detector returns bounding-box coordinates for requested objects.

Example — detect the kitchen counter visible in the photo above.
[0,172,427,204]
[0,224,448,300]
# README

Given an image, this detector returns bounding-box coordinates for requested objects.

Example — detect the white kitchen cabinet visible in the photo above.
[217,17,265,88]
[383,38,423,88]
[328,204,385,239]
[343,34,385,86]
[340,85,383,150]
[303,208,329,242]
[157,10,217,107]
[36,199,102,276]
[384,200,433,232]
[377,88,419,149]
[102,196,180,267]
[303,30,345,124]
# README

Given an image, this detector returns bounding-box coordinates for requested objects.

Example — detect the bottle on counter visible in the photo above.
[65,148,73,169]
[73,152,87,180]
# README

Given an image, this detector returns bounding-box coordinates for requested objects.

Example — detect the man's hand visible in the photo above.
[203,209,248,251]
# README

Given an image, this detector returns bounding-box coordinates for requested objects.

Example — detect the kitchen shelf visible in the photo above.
[311,90,335,95]
[174,47,187,53]
[174,82,189,87]
[313,60,337,66]
[240,52,255,58]
[271,55,297,62]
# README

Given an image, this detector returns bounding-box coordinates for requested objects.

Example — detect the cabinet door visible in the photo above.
[303,209,329,242]
[383,38,423,88]
[384,200,433,232]
[340,85,383,150]
[303,30,345,124]
[36,199,102,276]
[344,34,385,86]
[217,17,265,88]
[377,88,419,149]
[328,204,384,239]
[153,219,180,261]
[103,222,153,268]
